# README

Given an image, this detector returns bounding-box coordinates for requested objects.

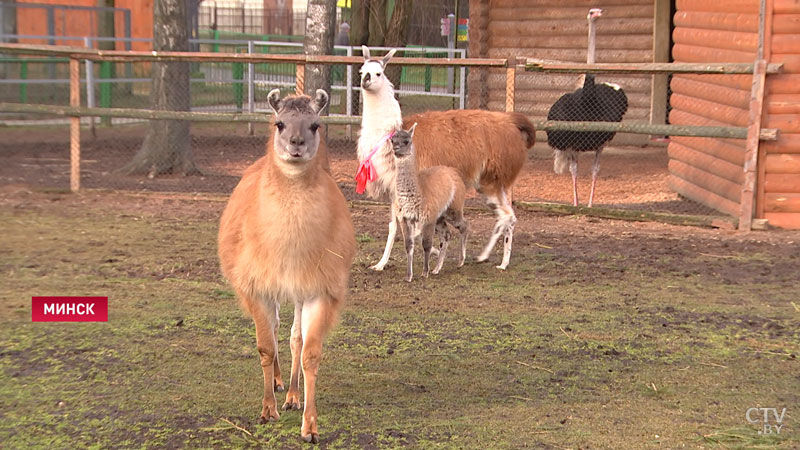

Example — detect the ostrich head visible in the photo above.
[586,8,603,65]
[587,8,603,22]
[360,46,397,92]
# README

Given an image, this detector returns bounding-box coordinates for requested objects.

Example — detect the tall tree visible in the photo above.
[303,0,337,101]
[121,0,198,177]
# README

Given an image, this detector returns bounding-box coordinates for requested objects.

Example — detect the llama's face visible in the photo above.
[267,89,328,165]
[360,60,387,92]
[391,130,413,158]
[360,47,397,92]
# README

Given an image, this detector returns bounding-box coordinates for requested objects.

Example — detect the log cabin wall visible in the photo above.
[670,0,800,228]
[760,0,800,229]
[469,0,655,146]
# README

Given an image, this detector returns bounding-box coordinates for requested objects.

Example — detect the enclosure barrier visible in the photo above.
[0,43,781,230]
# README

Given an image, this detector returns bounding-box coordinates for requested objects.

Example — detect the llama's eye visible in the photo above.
[275,121,285,132]
[310,123,320,134]
[376,72,381,77]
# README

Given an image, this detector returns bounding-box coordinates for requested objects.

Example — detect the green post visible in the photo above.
[19,61,28,103]
[100,61,112,125]
[233,60,244,112]
[424,53,433,92]
[213,29,220,53]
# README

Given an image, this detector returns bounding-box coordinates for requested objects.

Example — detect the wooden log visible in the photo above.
[69,59,80,193]
[668,142,745,183]
[765,74,800,94]
[765,113,800,133]
[676,0,758,14]
[672,28,757,54]
[489,18,653,36]
[772,14,800,34]
[670,135,746,166]
[524,60,778,74]
[489,5,653,21]
[668,174,740,217]
[764,173,800,193]
[772,34,800,54]
[674,73,753,90]
[766,94,800,114]
[670,93,750,127]
[505,49,653,63]
[673,11,758,33]
[765,154,800,174]
[669,159,742,202]
[670,76,750,109]
[764,193,800,212]
[769,54,800,73]
[513,201,735,229]
[490,36,652,51]
[763,212,800,229]
[491,0,652,8]
[672,44,756,64]
[775,0,800,14]
[763,133,800,154]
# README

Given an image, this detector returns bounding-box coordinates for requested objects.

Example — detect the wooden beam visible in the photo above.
[756,0,775,220]
[524,60,783,75]
[69,59,80,192]
[650,0,671,128]
[506,57,516,112]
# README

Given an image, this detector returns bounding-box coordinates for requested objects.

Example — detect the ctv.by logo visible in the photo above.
[746,407,787,435]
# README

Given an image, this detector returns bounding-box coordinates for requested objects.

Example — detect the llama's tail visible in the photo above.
[553,149,571,174]
[509,112,536,149]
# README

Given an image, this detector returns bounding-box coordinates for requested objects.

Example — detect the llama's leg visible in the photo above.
[421,223,435,278]
[453,214,468,268]
[370,208,398,271]
[570,158,579,207]
[497,189,517,270]
[272,302,284,392]
[400,218,415,282]
[299,296,336,444]
[282,301,303,411]
[432,218,450,275]
[478,188,515,269]
[588,148,603,208]
[249,296,280,424]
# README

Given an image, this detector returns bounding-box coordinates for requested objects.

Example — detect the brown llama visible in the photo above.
[357,46,535,271]
[218,89,356,444]
[392,123,468,281]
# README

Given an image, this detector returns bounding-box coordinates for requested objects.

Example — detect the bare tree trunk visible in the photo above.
[303,0,336,102]
[121,0,198,177]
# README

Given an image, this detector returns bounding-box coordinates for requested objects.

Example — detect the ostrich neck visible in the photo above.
[587,20,597,64]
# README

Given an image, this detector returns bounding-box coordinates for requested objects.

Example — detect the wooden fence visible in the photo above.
[0,43,781,230]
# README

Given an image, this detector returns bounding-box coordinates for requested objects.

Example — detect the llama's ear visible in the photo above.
[382,48,397,67]
[312,89,329,114]
[361,45,371,60]
[408,122,418,137]
[267,89,282,114]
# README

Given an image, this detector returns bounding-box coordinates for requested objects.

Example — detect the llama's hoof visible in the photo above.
[369,263,386,271]
[282,397,301,411]
[301,433,319,444]
[258,411,280,424]
[495,264,507,271]
[274,380,284,392]
[431,268,441,275]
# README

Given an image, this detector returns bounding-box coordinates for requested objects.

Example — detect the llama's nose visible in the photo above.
[290,135,305,146]
[361,74,370,88]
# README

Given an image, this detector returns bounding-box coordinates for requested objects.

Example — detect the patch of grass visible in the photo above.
[2,195,799,449]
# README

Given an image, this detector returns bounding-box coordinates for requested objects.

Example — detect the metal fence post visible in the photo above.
[446,13,455,93]
[247,40,255,135]
[99,60,112,125]
[459,61,466,110]
[84,37,96,136]
[69,58,81,192]
[19,60,27,103]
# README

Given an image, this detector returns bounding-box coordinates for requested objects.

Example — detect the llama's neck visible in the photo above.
[394,152,422,218]
[362,84,402,132]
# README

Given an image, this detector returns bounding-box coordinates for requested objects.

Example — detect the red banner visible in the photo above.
[31,297,108,322]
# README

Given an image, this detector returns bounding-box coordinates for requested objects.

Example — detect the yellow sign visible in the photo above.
[337,0,351,8]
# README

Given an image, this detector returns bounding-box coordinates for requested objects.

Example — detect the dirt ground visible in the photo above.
[1,186,798,449]
[0,122,719,216]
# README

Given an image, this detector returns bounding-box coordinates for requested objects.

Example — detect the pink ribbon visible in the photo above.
[355,130,395,194]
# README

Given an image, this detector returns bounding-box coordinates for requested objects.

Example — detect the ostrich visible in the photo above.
[547,8,628,207]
